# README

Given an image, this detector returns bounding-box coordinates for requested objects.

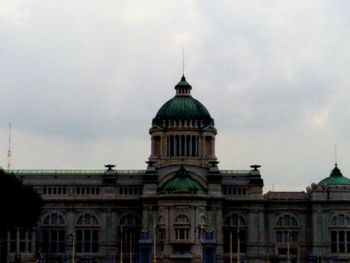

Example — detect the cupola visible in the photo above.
[318,163,350,186]
[149,75,217,168]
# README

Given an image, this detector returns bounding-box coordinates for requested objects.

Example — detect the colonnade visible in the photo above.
[166,135,199,157]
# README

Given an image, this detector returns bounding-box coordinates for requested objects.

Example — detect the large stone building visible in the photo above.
[6,76,350,263]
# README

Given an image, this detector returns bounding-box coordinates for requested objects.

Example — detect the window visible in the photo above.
[43,187,67,195]
[222,187,247,196]
[175,229,189,240]
[276,231,298,243]
[330,214,350,253]
[76,214,99,253]
[119,214,141,262]
[223,214,247,254]
[42,213,66,253]
[276,214,298,227]
[274,214,299,259]
[174,215,190,241]
[7,228,34,253]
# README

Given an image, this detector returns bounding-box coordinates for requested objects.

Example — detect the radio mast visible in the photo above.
[7,123,12,170]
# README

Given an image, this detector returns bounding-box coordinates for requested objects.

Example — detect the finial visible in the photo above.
[250,164,261,171]
[104,164,115,171]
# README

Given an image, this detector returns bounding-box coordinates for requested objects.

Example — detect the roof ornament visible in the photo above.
[250,164,261,171]
[104,164,115,171]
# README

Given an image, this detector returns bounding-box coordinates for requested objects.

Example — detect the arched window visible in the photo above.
[42,213,66,253]
[119,214,141,262]
[174,215,190,240]
[223,214,247,254]
[175,215,189,223]
[75,214,99,253]
[330,214,350,253]
[275,214,299,260]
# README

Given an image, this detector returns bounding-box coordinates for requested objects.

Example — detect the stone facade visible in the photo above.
[5,76,350,263]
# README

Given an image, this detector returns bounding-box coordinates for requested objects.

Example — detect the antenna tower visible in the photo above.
[335,144,338,165]
[182,48,185,75]
[7,123,12,170]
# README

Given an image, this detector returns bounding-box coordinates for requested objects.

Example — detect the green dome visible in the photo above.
[159,167,205,193]
[153,76,213,127]
[318,164,350,186]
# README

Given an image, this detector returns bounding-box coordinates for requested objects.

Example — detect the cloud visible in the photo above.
[0,0,350,190]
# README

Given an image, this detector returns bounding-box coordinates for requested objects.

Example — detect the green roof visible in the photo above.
[153,76,213,127]
[159,167,205,193]
[8,169,145,175]
[318,164,350,186]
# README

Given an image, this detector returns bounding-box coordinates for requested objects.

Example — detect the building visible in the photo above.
[6,75,350,263]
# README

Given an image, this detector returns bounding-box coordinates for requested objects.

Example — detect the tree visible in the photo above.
[0,168,43,263]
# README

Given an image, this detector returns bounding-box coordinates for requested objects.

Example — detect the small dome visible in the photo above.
[159,167,205,193]
[318,164,350,186]
[152,76,214,127]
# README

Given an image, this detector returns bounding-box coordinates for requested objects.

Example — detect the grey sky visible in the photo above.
[1,0,350,191]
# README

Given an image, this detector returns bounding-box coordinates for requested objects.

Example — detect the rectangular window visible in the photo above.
[76,230,83,252]
[43,230,49,252]
[339,231,345,253]
[76,229,98,253]
[19,230,26,252]
[58,230,65,252]
[84,230,91,252]
[92,230,99,252]
[175,229,189,240]
[27,231,32,252]
[51,230,57,252]
[331,231,337,253]
[9,229,17,253]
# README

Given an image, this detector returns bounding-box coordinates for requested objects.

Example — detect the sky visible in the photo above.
[1,0,350,191]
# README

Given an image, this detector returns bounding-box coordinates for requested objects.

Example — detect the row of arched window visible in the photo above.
[40,213,141,255]
[8,212,350,257]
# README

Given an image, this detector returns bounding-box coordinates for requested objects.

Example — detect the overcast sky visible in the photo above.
[1,0,350,191]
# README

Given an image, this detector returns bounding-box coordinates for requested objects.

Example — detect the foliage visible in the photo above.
[0,168,43,229]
